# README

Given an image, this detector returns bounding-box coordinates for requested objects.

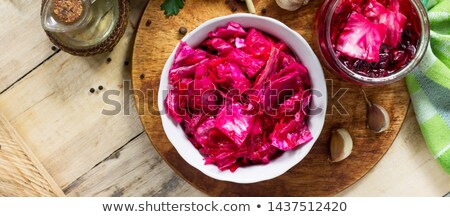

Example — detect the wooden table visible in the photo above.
[0,0,448,197]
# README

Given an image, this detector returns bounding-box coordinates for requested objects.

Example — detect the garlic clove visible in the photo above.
[367,103,390,133]
[330,128,353,163]
[361,88,390,133]
[275,0,310,11]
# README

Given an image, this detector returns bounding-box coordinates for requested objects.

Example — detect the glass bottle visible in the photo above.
[41,0,120,53]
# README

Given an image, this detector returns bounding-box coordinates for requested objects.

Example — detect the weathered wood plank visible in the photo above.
[67,108,448,197]
[0,0,447,197]
[65,133,204,197]
[338,107,450,196]
[0,0,56,92]
[0,0,150,189]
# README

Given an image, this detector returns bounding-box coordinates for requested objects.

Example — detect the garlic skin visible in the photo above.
[367,104,390,133]
[275,0,310,11]
[330,128,353,162]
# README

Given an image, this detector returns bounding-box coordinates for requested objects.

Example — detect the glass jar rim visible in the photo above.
[323,0,430,85]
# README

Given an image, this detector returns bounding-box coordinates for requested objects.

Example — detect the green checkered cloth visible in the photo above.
[406,0,450,174]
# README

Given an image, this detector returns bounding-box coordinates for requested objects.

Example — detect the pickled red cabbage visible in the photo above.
[336,12,387,63]
[165,22,313,172]
[335,0,408,63]
[362,0,406,47]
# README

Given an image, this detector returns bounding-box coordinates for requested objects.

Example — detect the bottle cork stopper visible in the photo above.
[52,0,84,24]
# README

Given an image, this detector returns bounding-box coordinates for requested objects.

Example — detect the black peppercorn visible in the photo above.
[106,57,112,63]
[124,61,129,66]
[140,73,145,79]
[179,27,187,35]
[51,46,57,51]
[261,8,267,14]
[98,85,104,90]
[145,19,152,27]
[89,88,95,93]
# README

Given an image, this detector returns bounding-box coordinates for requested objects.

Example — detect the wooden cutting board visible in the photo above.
[131,0,410,196]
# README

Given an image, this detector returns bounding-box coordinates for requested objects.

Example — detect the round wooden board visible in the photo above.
[131,0,410,196]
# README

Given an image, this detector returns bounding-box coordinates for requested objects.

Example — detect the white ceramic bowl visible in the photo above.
[159,14,327,183]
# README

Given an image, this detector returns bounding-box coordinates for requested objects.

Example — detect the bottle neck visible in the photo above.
[41,0,93,33]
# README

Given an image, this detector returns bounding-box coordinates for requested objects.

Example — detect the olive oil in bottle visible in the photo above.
[41,0,121,54]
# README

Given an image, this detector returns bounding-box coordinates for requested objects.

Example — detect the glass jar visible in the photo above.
[313,0,430,85]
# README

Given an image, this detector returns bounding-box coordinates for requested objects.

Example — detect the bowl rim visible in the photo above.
[158,13,327,183]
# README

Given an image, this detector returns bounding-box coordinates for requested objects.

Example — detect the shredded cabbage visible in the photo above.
[165,22,313,171]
